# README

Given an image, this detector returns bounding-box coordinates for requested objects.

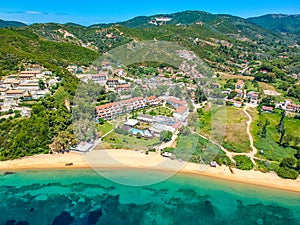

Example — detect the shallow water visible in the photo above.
[0,169,299,225]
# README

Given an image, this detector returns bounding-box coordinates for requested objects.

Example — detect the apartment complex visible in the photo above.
[96,96,161,120]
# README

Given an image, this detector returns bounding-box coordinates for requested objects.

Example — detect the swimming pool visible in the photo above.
[130,128,152,137]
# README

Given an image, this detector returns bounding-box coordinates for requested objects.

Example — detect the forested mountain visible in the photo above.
[0,19,27,28]
[248,14,300,34]
[248,14,300,43]
[90,10,284,40]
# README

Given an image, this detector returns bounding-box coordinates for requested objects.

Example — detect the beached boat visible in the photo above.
[162,152,172,157]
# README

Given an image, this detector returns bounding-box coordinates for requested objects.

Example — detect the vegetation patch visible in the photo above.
[233,155,254,170]
[199,106,250,153]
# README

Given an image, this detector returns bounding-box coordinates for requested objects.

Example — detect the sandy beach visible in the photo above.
[0,150,300,193]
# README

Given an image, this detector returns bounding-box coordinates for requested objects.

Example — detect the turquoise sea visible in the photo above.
[0,168,299,225]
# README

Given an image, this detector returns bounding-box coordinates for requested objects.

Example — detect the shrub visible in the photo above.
[160,131,172,142]
[277,167,299,180]
[161,147,175,153]
[98,118,105,125]
[280,157,297,169]
[233,155,254,170]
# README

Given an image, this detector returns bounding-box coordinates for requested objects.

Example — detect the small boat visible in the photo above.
[162,152,172,157]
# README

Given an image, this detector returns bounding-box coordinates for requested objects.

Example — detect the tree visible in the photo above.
[277,110,286,144]
[38,80,46,90]
[49,131,77,153]
[160,131,173,142]
[260,119,270,138]
[297,159,300,172]
[280,157,297,169]
[295,148,300,160]
[228,91,237,100]
[179,126,191,136]
[98,118,105,125]
[107,92,117,103]
[195,86,207,103]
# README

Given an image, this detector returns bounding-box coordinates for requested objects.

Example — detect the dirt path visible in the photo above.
[243,105,258,160]
[197,104,259,164]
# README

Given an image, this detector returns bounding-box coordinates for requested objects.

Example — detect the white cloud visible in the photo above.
[26,11,43,15]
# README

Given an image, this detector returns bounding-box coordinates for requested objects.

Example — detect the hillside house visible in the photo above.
[166,97,188,108]
[116,83,131,92]
[107,78,119,87]
[262,106,274,113]
[235,80,244,89]
[89,73,107,82]
[235,89,243,98]
[173,105,189,121]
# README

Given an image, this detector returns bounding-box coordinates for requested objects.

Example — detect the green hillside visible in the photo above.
[28,23,131,53]
[248,14,300,34]
[0,28,99,76]
[0,19,27,28]
[248,14,300,43]
[91,10,285,41]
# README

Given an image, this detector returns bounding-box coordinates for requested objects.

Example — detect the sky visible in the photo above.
[0,0,299,26]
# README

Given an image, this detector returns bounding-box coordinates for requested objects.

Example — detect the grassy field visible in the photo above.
[199,105,250,153]
[102,132,161,150]
[97,121,113,137]
[248,107,298,162]
[218,72,254,80]
[171,134,233,165]
[146,106,173,117]
[258,82,276,91]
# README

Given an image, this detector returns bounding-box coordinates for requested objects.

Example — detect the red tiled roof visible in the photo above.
[6,90,25,94]
[107,78,119,81]
[20,71,40,74]
[236,80,244,86]
[117,84,130,88]
[167,97,187,106]
[146,96,158,100]
[262,106,273,111]
[175,105,188,114]
[172,121,181,129]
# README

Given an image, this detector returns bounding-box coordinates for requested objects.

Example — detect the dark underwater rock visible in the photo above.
[88,208,103,225]
[4,171,15,176]
[5,220,16,225]
[52,211,74,225]
[16,222,29,225]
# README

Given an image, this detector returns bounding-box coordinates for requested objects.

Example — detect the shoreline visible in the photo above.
[0,150,300,193]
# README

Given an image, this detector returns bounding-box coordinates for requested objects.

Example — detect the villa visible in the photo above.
[235,89,243,98]
[247,91,259,104]
[279,99,300,113]
[262,106,274,113]
[235,80,244,89]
